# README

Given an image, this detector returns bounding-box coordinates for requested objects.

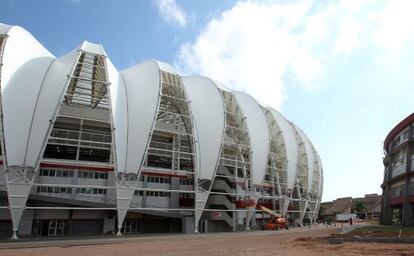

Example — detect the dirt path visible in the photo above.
[0,226,412,256]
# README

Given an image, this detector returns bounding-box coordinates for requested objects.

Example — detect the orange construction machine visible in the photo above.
[259,205,288,231]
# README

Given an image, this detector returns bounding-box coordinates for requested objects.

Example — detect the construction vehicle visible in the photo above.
[259,205,288,230]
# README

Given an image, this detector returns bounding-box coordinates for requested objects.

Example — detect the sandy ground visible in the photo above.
[0,226,413,256]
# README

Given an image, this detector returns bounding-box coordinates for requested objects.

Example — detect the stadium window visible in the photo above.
[147,155,173,169]
[78,147,110,163]
[77,170,108,179]
[180,179,193,185]
[134,190,143,196]
[43,145,77,160]
[180,193,194,199]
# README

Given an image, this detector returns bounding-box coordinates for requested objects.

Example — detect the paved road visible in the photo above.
[6,224,407,256]
[0,225,341,250]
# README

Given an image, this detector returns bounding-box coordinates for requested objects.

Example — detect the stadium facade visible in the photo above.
[0,23,323,239]
[382,113,414,226]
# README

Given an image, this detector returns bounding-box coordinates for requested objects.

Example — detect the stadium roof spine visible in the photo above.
[182,76,225,182]
[268,108,298,191]
[234,92,270,187]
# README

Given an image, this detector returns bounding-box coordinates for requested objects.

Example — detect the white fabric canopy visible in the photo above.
[235,92,269,186]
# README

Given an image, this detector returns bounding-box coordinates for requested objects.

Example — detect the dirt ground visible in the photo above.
[0,226,413,256]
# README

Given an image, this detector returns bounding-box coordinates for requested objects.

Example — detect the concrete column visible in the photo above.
[18,209,34,236]
[403,127,413,227]
[103,212,116,235]
[170,177,180,208]
[380,183,388,224]
[143,175,147,207]
[381,153,394,225]
[181,216,194,234]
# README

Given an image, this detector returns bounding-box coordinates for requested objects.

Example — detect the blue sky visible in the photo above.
[1,0,413,201]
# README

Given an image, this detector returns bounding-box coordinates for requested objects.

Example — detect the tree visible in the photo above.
[352,200,366,218]
[318,204,327,220]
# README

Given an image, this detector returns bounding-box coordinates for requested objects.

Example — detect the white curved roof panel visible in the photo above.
[25,48,81,167]
[214,80,232,92]
[80,41,106,56]
[317,153,323,197]
[0,23,12,34]
[235,92,270,186]
[107,57,128,174]
[295,126,314,195]
[268,108,297,190]
[120,60,161,174]
[182,76,225,181]
[1,25,55,167]
[153,60,178,74]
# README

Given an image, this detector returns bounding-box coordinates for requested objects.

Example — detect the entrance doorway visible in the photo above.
[32,220,68,236]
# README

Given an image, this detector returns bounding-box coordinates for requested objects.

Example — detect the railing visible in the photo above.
[49,128,111,149]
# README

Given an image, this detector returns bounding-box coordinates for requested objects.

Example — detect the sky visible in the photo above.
[1,0,413,202]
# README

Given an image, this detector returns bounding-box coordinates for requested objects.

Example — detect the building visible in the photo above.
[382,113,414,226]
[0,23,323,239]
[360,194,381,220]
[319,197,352,222]
[320,194,381,222]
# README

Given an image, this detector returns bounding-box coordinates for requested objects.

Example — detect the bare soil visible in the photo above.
[0,226,413,256]
[332,226,414,239]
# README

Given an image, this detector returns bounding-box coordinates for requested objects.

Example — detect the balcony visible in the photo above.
[391,163,406,178]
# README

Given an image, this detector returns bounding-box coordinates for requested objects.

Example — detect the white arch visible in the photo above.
[0,24,57,239]
[182,76,225,230]
[24,48,80,167]
[120,60,161,174]
[268,108,297,190]
[235,92,269,186]
[294,126,314,195]
[182,76,225,182]
[107,57,128,175]
[1,25,55,167]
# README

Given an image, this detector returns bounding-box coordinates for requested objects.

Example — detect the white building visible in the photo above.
[0,23,323,239]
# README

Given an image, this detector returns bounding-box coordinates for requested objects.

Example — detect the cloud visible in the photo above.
[176,0,414,110]
[155,0,187,27]
[370,0,414,51]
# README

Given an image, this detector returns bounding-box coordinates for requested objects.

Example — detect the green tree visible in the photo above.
[352,200,366,218]
[318,204,327,220]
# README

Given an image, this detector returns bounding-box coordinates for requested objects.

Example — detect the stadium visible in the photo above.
[382,113,414,226]
[0,23,323,239]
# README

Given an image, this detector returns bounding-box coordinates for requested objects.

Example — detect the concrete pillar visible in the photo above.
[116,185,135,236]
[103,212,116,235]
[181,216,194,234]
[18,209,34,236]
[6,180,33,239]
[403,127,413,227]
[170,177,180,208]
